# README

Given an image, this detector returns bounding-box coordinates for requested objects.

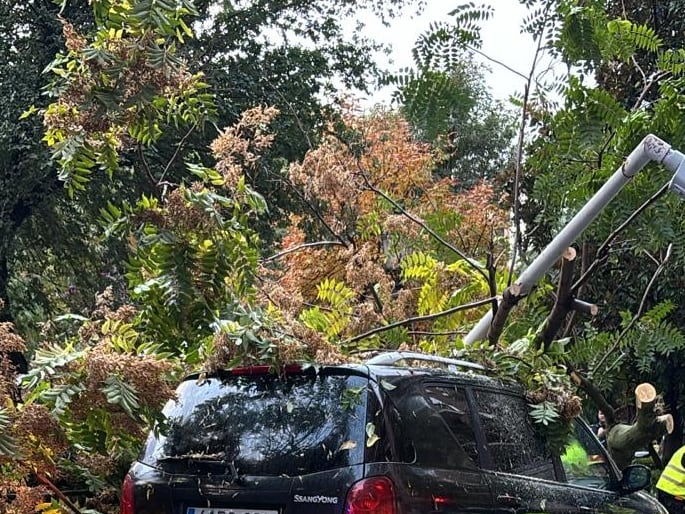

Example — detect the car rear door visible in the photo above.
[372,378,494,513]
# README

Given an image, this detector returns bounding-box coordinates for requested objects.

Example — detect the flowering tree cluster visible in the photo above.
[260,108,510,354]
[0,291,175,514]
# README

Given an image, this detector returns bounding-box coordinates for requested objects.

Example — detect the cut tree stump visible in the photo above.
[606,383,673,469]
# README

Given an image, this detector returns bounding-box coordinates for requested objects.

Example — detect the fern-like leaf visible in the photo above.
[102,375,141,418]
[607,19,662,59]
[529,400,560,426]
[658,49,685,76]
[40,383,87,417]
[316,278,356,310]
[0,408,19,457]
[401,251,437,281]
[22,343,86,391]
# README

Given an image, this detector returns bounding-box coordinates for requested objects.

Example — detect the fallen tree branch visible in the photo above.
[488,285,521,345]
[359,172,489,281]
[569,368,616,425]
[343,296,496,346]
[537,247,577,351]
[326,134,489,282]
[606,383,674,469]
[569,369,674,469]
[36,473,82,514]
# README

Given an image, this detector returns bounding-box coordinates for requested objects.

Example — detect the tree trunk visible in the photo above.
[661,355,683,464]
[606,383,673,469]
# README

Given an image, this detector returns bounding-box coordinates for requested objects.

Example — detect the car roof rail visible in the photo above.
[365,351,485,371]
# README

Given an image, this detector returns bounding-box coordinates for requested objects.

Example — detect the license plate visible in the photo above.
[187,509,278,514]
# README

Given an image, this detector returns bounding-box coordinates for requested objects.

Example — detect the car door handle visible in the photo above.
[497,494,522,507]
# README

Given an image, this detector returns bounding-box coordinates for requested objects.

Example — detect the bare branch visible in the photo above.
[630,70,668,111]
[488,285,521,345]
[636,246,673,318]
[359,173,489,281]
[487,251,499,314]
[594,243,673,372]
[569,368,616,425]
[280,175,350,248]
[343,296,496,346]
[368,283,385,314]
[571,299,598,316]
[158,122,197,186]
[508,2,554,287]
[137,144,157,188]
[465,44,530,83]
[260,70,314,150]
[261,240,347,263]
[407,329,468,337]
[36,473,82,514]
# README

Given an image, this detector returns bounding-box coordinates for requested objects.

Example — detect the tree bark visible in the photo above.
[537,247,576,350]
[606,383,673,469]
[487,284,521,345]
[661,354,683,465]
[569,369,616,425]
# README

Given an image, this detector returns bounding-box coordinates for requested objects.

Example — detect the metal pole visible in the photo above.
[464,135,685,344]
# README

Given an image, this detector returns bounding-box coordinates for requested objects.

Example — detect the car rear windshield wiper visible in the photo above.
[158,452,227,463]
[157,454,242,483]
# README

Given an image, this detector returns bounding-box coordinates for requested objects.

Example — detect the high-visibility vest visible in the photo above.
[657,446,685,498]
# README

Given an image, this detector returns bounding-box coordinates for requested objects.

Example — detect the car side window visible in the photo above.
[424,385,480,466]
[390,383,479,470]
[474,389,556,480]
[560,420,612,489]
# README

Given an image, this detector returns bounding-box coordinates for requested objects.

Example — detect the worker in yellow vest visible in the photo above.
[656,445,685,514]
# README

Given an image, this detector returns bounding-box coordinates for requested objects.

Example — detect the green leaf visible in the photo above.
[529,401,560,426]
[0,408,19,457]
[102,375,140,418]
[19,105,39,120]
[22,343,86,392]
[40,383,86,416]
[365,422,380,447]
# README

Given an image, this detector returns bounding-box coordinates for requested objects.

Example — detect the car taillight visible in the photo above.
[120,473,135,514]
[344,477,396,514]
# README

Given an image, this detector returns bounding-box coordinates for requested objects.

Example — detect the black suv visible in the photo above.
[121,352,665,514]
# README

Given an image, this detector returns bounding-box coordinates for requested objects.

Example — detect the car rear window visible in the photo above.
[141,371,368,476]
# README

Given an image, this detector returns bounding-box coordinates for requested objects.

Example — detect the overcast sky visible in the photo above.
[359,0,548,106]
